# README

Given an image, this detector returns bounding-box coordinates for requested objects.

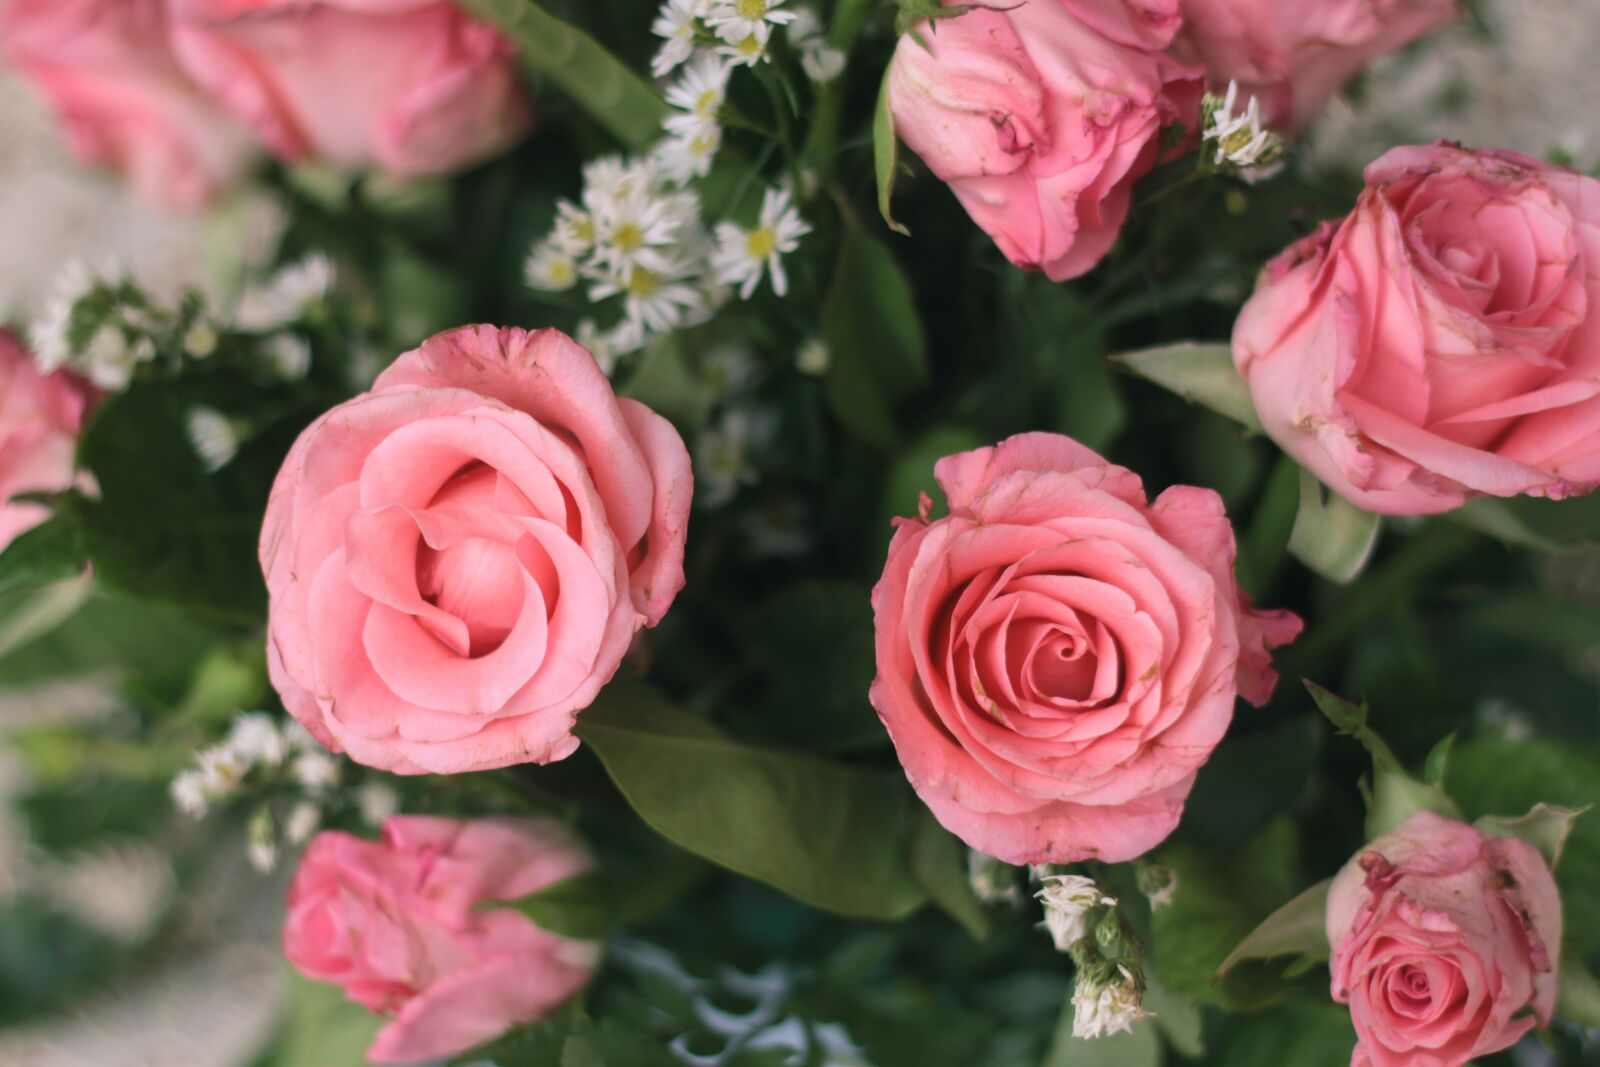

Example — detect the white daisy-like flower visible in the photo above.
[225,713,289,767]
[582,154,659,216]
[665,51,731,121]
[186,407,243,474]
[651,0,709,77]
[550,200,598,255]
[657,121,724,182]
[801,40,846,83]
[234,253,334,331]
[591,186,690,273]
[525,240,581,291]
[588,257,706,336]
[290,748,340,793]
[264,333,312,381]
[1036,874,1115,952]
[706,0,796,47]
[283,801,322,846]
[195,745,250,798]
[30,260,102,373]
[786,3,822,41]
[1203,81,1284,182]
[716,31,770,67]
[1071,966,1146,1040]
[695,408,773,507]
[713,186,811,299]
[77,330,155,391]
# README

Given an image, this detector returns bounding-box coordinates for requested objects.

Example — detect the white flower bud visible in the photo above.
[283,801,322,846]
[1036,874,1115,952]
[1071,965,1145,1039]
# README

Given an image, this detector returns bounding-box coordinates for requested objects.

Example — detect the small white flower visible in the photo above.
[968,850,1021,906]
[588,258,706,337]
[196,745,250,798]
[786,4,822,41]
[706,0,796,48]
[30,260,102,373]
[170,770,210,818]
[234,253,335,331]
[283,801,322,846]
[656,121,724,182]
[652,0,709,78]
[186,407,242,473]
[226,713,289,767]
[795,337,828,375]
[716,31,770,67]
[246,806,277,873]
[263,333,312,381]
[524,241,581,292]
[801,41,846,84]
[551,200,599,255]
[1037,874,1115,952]
[592,189,690,274]
[1203,81,1284,182]
[79,329,155,391]
[1071,966,1145,1040]
[696,408,772,507]
[283,720,323,753]
[713,186,811,299]
[582,155,658,215]
[357,782,400,826]
[290,749,341,793]
[183,322,219,359]
[666,52,731,120]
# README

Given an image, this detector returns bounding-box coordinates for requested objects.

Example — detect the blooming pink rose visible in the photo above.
[285,815,598,1064]
[870,432,1301,864]
[1176,0,1458,131]
[260,325,692,774]
[1234,143,1600,516]
[1327,811,1562,1067]
[168,0,531,178]
[0,0,258,209]
[888,0,1203,281]
[0,332,95,552]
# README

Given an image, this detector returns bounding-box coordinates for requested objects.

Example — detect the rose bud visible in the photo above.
[0,331,96,552]
[1235,143,1600,515]
[0,0,258,209]
[168,0,531,179]
[871,432,1301,865]
[260,325,692,774]
[887,0,1203,281]
[1327,811,1562,1067]
[285,816,598,1064]
[1175,0,1458,130]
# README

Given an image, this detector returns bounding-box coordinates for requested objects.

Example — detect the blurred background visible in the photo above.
[1,1,1598,1065]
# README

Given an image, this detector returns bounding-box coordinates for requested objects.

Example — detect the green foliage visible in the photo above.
[874,60,910,237]
[1113,342,1260,430]
[0,505,87,598]
[1287,470,1382,585]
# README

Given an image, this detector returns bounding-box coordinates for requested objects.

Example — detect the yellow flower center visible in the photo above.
[612,222,644,252]
[574,217,596,242]
[736,34,762,56]
[628,268,660,299]
[745,227,777,260]
[695,89,720,117]
[736,0,767,18]
[546,261,574,285]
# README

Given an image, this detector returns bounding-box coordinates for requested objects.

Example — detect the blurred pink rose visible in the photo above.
[169,0,531,178]
[260,325,692,774]
[870,432,1301,865]
[0,332,95,552]
[1176,0,1458,130]
[887,0,1203,281]
[1234,143,1600,515]
[0,0,258,209]
[285,816,598,1064]
[1327,811,1562,1067]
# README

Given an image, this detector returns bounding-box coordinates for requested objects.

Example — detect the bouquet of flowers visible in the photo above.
[1,1,1597,1065]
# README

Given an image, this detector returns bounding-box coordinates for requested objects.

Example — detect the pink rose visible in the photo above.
[870,432,1301,864]
[887,0,1203,281]
[1176,0,1458,130]
[1234,143,1600,516]
[0,332,95,552]
[285,815,598,1064]
[0,0,258,209]
[1327,811,1562,1067]
[260,325,692,774]
[169,0,531,178]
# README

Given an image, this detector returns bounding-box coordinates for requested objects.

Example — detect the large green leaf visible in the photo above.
[0,505,87,598]
[455,0,667,150]
[574,682,930,921]
[502,846,705,941]
[1112,342,1260,431]
[1453,492,1600,552]
[1212,1003,1356,1067]
[1217,879,1331,978]
[823,226,928,451]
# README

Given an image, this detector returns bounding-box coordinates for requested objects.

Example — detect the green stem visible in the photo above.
[800,0,879,179]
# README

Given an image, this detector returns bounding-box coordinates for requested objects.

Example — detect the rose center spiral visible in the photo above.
[415,465,527,657]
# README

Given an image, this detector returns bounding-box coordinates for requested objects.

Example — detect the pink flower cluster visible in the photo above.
[0,0,531,209]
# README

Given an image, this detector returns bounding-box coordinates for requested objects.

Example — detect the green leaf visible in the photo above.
[1214,1003,1356,1067]
[574,682,929,921]
[1557,955,1600,1029]
[1475,803,1589,870]
[1453,492,1600,552]
[0,576,93,664]
[1305,682,1460,838]
[1112,342,1261,430]
[501,846,704,941]
[0,505,87,598]
[1445,739,1600,956]
[263,970,383,1067]
[1235,457,1301,600]
[879,426,986,532]
[1288,469,1381,584]
[909,810,989,940]
[1147,978,1205,1057]
[454,0,667,150]
[873,59,910,237]
[822,227,927,451]
[1217,879,1331,978]
[1149,816,1312,1010]
[1422,733,1455,787]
